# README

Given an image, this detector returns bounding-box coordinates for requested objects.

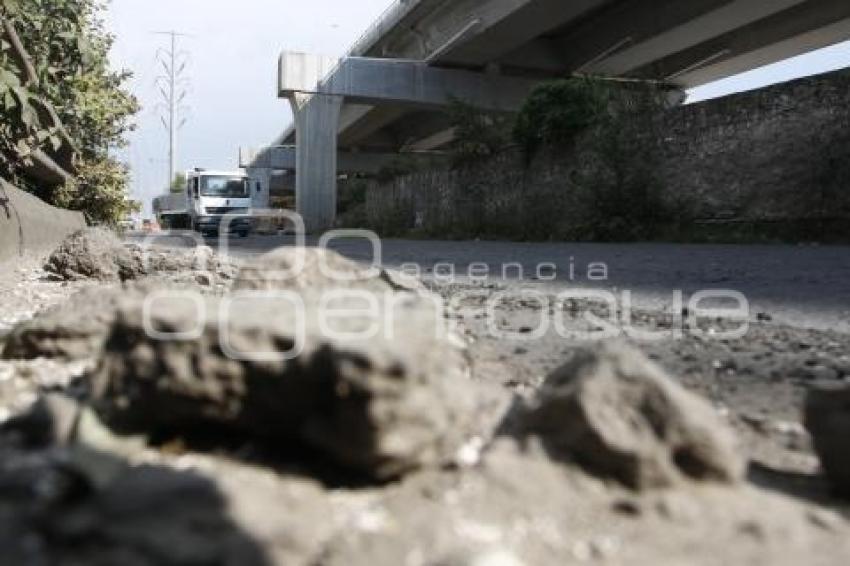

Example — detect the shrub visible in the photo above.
[569,84,680,241]
[447,98,513,167]
[369,201,413,237]
[513,78,611,158]
[54,156,139,225]
[335,177,369,228]
[375,157,423,184]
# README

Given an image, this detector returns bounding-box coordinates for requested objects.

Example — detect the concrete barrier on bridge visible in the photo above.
[0,179,86,264]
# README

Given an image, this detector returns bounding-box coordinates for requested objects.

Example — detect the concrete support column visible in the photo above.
[290,93,343,233]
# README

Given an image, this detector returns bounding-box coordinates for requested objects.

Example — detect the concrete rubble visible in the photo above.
[233,245,427,295]
[90,248,507,480]
[3,286,133,362]
[0,413,270,566]
[4,232,238,362]
[0,230,848,565]
[805,383,850,497]
[44,227,137,282]
[521,342,745,489]
[44,227,237,285]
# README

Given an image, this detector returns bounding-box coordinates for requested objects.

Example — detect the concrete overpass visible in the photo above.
[248,0,850,231]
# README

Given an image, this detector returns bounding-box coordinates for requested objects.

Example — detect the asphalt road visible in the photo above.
[127,232,850,333]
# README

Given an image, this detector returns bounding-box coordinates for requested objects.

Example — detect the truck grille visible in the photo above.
[205,207,249,215]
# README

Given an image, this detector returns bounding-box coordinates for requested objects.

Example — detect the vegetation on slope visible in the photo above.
[0,0,139,224]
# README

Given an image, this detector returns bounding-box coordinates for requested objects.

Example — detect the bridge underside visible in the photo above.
[255,0,850,232]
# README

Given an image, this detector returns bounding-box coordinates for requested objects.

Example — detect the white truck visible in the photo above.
[153,169,259,237]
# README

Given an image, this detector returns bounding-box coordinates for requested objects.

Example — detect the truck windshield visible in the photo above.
[200,176,249,198]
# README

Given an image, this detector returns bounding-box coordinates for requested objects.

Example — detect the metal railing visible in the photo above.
[316,0,424,90]
[349,0,421,57]
[267,0,427,149]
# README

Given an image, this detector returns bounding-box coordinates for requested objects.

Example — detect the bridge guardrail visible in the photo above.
[316,0,422,92]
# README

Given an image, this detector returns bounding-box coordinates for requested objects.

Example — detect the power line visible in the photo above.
[153,31,191,186]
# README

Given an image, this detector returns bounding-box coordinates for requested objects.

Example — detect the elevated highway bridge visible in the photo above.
[244,0,850,231]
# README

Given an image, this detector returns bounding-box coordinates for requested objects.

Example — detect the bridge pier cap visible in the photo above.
[278,52,340,101]
[279,50,537,112]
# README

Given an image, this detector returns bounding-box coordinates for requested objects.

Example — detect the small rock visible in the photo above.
[2,394,145,459]
[435,549,526,566]
[522,342,745,489]
[1,393,81,447]
[793,363,840,381]
[738,520,768,541]
[771,420,807,438]
[195,272,213,286]
[654,491,701,523]
[740,413,770,434]
[571,537,620,562]
[807,508,843,532]
[611,498,642,517]
[805,383,850,497]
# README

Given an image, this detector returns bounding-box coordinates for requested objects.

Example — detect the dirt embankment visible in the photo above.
[0,228,848,565]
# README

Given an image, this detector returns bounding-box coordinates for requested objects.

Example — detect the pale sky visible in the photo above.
[106,0,390,214]
[105,1,850,216]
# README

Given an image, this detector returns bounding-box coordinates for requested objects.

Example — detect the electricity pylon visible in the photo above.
[154,31,191,187]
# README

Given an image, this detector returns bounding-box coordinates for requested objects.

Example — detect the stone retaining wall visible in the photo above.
[363,69,850,242]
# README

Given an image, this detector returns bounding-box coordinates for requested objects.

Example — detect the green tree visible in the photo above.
[0,0,139,224]
[170,171,186,193]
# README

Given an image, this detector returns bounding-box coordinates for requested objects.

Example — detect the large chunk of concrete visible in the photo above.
[805,383,850,497]
[90,290,502,480]
[233,246,426,295]
[44,228,237,285]
[2,286,127,361]
[2,274,232,362]
[44,228,134,282]
[123,243,239,284]
[523,342,745,490]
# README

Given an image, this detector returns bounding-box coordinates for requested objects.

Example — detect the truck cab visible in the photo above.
[187,169,255,237]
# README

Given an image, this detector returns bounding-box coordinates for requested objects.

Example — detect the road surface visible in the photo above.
[127,232,850,333]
